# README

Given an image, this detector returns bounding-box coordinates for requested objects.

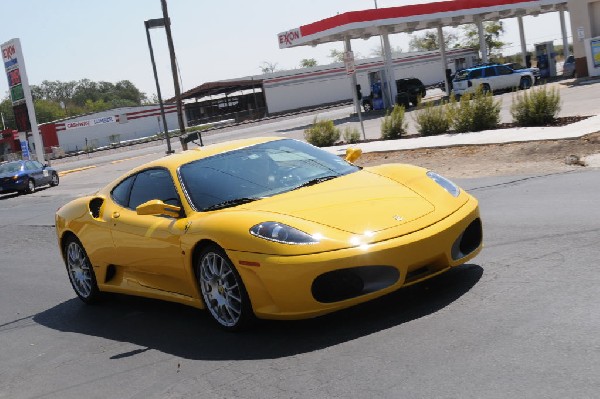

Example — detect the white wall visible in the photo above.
[54,105,180,152]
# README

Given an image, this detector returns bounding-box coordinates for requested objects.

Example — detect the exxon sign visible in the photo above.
[278,28,302,49]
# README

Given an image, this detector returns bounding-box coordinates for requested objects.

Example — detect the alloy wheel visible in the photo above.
[199,250,244,328]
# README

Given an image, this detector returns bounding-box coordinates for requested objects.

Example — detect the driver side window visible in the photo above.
[129,168,180,210]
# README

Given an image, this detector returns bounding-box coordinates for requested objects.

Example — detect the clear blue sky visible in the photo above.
[1,0,571,100]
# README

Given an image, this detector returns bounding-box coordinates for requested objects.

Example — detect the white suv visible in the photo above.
[453,64,535,96]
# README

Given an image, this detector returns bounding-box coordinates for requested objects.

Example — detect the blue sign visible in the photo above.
[20,140,30,160]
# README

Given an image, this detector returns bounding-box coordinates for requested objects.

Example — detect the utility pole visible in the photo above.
[161,0,188,149]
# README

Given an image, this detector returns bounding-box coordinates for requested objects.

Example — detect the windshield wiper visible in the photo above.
[291,175,339,191]
[202,197,259,211]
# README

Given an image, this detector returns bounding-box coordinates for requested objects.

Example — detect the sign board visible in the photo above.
[278,28,302,49]
[577,27,585,41]
[64,115,117,130]
[20,140,30,160]
[592,38,600,68]
[2,38,44,162]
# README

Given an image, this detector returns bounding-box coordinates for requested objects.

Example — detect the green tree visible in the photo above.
[461,21,506,58]
[34,99,67,124]
[409,29,458,51]
[328,49,345,63]
[300,58,317,68]
[370,44,403,57]
[0,98,16,129]
[260,61,279,74]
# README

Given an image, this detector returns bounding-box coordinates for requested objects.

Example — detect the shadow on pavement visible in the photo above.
[34,264,483,360]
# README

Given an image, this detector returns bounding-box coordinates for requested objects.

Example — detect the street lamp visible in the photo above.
[144,17,174,154]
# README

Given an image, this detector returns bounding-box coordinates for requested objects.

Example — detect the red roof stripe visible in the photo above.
[300,0,537,36]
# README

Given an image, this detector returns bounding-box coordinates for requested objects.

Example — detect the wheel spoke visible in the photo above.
[198,249,245,328]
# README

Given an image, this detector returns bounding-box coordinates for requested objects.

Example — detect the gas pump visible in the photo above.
[535,42,557,78]
[367,70,391,110]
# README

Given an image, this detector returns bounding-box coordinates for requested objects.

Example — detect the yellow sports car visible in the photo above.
[56,137,482,330]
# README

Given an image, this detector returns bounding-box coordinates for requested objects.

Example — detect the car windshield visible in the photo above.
[178,139,360,211]
[0,162,22,174]
[454,70,470,81]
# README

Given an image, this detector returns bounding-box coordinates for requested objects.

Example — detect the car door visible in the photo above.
[24,161,46,185]
[483,66,498,90]
[107,167,195,297]
[495,65,516,89]
[32,160,51,185]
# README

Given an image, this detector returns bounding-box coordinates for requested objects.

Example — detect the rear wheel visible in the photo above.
[50,172,59,187]
[196,245,254,331]
[64,236,100,303]
[519,76,532,90]
[362,101,372,112]
[481,84,491,95]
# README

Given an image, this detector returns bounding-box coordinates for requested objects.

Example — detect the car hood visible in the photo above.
[0,171,22,179]
[242,170,435,234]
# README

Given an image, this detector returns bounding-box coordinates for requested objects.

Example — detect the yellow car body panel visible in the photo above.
[55,137,483,321]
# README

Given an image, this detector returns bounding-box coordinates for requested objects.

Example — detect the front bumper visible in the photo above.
[228,198,482,320]
[0,178,27,193]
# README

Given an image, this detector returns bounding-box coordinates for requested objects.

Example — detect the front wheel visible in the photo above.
[64,236,100,303]
[362,101,372,112]
[196,245,254,331]
[520,76,532,90]
[24,179,35,194]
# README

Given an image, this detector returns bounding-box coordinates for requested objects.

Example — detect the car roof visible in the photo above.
[137,137,285,171]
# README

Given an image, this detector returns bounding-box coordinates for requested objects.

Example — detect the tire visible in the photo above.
[24,179,35,194]
[63,236,100,303]
[481,84,491,95]
[362,101,372,112]
[196,245,254,331]
[520,76,532,90]
[50,172,59,187]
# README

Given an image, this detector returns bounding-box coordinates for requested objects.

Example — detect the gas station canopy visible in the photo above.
[278,0,567,49]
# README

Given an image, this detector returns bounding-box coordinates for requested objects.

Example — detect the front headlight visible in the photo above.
[250,222,319,245]
[427,171,460,197]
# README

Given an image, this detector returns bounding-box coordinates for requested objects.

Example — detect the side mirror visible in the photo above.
[345,147,362,163]
[136,199,181,218]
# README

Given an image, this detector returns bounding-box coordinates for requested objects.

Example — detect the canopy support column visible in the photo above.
[437,26,450,96]
[477,19,488,63]
[559,8,570,59]
[518,16,528,66]
[344,36,366,140]
[382,32,397,107]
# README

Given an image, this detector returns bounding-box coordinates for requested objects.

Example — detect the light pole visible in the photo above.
[160,0,188,145]
[144,17,174,154]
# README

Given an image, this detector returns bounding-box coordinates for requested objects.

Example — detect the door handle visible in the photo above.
[112,212,120,219]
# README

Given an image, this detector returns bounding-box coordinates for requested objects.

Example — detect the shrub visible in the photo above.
[342,126,361,143]
[511,86,561,126]
[304,117,340,147]
[447,87,501,133]
[380,104,407,140]
[414,101,450,136]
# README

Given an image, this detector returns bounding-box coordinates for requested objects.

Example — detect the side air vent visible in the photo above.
[89,197,105,219]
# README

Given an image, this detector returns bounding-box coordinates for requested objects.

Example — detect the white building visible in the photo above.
[262,48,477,114]
[40,104,181,153]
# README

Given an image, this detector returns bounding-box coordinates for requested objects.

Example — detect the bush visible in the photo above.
[342,126,361,143]
[304,117,340,147]
[380,104,407,140]
[447,87,501,132]
[414,101,450,136]
[511,86,561,126]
